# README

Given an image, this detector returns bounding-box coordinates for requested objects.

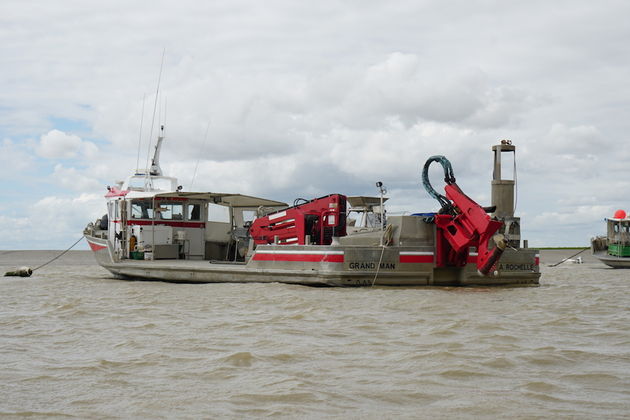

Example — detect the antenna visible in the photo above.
[144,49,166,174]
[150,125,165,176]
[163,96,167,129]
[158,94,167,129]
[135,93,146,174]
[190,121,211,190]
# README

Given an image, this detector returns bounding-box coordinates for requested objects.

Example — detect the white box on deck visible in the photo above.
[131,225,173,247]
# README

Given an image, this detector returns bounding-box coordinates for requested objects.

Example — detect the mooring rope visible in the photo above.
[371,244,387,287]
[547,247,589,267]
[33,236,85,271]
[371,225,394,287]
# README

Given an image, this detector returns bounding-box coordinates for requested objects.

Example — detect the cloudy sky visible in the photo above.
[1,0,629,249]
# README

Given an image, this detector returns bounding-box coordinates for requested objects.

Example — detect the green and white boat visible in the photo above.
[591,211,630,268]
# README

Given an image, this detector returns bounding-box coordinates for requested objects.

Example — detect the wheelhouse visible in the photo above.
[606,217,630,257]
[104,190,287,262]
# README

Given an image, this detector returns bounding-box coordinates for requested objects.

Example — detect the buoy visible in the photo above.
[4,267,33,277]
[614,209,627,219]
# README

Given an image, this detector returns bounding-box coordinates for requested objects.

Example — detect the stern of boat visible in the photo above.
[461,247,540,286]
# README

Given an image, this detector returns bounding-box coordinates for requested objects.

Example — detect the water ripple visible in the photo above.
[0,251,629,418]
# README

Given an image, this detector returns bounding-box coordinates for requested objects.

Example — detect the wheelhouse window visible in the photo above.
[187,204,201,221]
[128,177,147,191]
[157,203,184,220]
[208,203,230,223]
[150,178,176,191]
[131,200,154,219]
[131,200,187,220]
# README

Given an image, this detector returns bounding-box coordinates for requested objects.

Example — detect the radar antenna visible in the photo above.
[149,125,165,176]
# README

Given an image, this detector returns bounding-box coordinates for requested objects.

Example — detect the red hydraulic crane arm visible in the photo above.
[249,194,347,246]
[435,183,506,275]
[423,155,506,275]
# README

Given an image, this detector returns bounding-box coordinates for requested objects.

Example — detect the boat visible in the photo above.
[591,210,630,268]
[83,135,540,286]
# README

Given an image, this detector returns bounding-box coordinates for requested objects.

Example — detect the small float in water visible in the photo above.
[4,267,33,277]
[83,135,540,286]
[591,209,630,268]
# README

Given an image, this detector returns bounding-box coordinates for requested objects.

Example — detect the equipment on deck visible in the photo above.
[250,194,347,246]
[422,156,506,276]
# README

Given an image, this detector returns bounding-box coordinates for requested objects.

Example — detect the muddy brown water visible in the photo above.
[0,250,628,418]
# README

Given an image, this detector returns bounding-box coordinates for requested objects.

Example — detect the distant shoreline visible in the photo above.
[537,247,590,250]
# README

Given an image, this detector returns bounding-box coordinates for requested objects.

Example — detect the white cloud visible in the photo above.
[29,193,104,246]
[0,193,103,249]
[0,138,36,177]
[545,123,609,154]
[51,164,103,192]
[531,205,613,226]
[0,214,30,235]
[37,129,98,159]
[37,129,82,158]
[2,1,630,248]
[79,141,99,159]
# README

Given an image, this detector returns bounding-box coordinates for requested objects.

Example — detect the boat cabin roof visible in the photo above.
[347,196,389,209]
[122,174,179,192]
[127,191,287,208]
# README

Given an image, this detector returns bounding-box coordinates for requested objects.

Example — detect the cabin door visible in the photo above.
[111,199,128,260]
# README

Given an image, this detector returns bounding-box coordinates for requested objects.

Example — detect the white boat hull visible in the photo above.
[592,251,630,269]
[85,234,540,287]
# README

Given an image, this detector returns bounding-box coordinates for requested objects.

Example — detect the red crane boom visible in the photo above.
[423,156,506,276]
[249,194,347,246]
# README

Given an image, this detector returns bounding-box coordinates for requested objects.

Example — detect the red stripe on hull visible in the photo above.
[399,255,434,263]
[253,253,344,263]
[87,241,107,252]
